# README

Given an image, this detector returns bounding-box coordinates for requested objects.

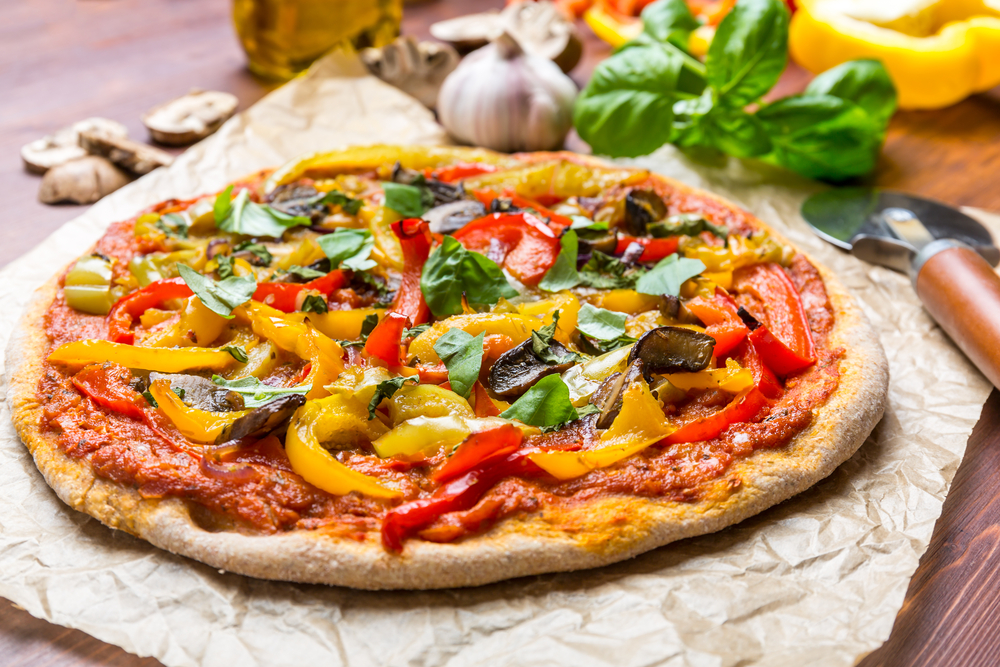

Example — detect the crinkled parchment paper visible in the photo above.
[0,52,994,667]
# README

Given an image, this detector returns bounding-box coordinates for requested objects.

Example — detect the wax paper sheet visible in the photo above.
[0,51,994,667]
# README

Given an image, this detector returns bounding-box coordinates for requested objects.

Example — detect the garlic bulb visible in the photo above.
[437,32,577,153]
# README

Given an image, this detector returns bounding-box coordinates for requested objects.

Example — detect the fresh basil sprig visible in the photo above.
[317,228,376,272]
[177,264,256,318]
[420,236,518,318]
[368,377,417,419]
[211,375,311,409]
[320,191,363,215]
[382,182,434,217]
[500,375,580,428]
[214,186,312,238]
[433,329,485,399]
[573,0,897,181]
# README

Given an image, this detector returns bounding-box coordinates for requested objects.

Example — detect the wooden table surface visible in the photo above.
[3,1,1000,665]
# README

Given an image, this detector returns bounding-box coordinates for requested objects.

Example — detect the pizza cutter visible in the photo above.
[801,188,1000,389]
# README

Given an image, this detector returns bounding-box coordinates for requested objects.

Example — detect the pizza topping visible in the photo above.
[627,326,716,377]
[423,199,487,235]
[623,189,668,236]
[50,339,237,373]
[213,186,312,238]
[221,394,307,444]
[433,329,486,399]
[148,372,245,412]
[591,358,646,429]
[147,379,251,444]
[419,236,518,318]
[388,218,433,326]
[451,212,562,286]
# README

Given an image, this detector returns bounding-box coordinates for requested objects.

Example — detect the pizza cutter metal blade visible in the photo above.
[801,187,1000,389]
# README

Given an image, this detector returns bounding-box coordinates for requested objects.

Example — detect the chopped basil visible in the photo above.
[635,254,705,296]
[174,387,186,400]
[177,264,256,319]
[402,323,430,340]
[300,294,328,314]
[157,213,189,239]
[577,303,628,341]
[317,228,376,272]
[233,241,273,266]
[368,376,417,419]
[281,265,327,281]
[538,230,580,292]
[382,182,433,217]
[215,254,235,279]
[214,188,311,238]
[500,375,579,427]
[576,403,602,419]
[530,311,581,365]
[578,251,643,290]
[337,313,380,348]
[420,236,518,318]
[320,190,363,215]
[433,329,485,399]
[211,375,311,409]
[648,213,728,239]
[142,390,158,408]
[222,346,249,363]
[213,185,234,223]
[570,216,608,231]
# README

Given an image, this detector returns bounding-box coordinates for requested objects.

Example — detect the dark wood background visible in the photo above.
[3,1,1000,665]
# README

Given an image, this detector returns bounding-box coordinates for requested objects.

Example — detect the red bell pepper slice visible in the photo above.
[451,212,561,286]
[107,277,193,344]
[472,189,573,231]
[685,288,749,358]
[432,424,522,484]
[733,263,816,375]
[428,163,497,183]
[615,235,679,263]
[252,270,346,313]
[381,450,543,551]
[71,362,147,420]
[664,387,769,445]
[364,311,411,366]
[389,218,432,326]
[734,339,784,400]
[473,381,501,418]
[416,362,449,384]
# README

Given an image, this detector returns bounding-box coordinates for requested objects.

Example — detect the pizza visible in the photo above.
[6,145,887,590]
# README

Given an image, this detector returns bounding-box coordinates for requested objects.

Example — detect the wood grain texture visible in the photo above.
[1,0,999,665]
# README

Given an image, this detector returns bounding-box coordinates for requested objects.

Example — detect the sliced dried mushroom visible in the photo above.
[142,89,238,146]
[390,162,464,206]
[217,394,306,444]
[424,200,486,234]
[361,36,459,110]
[488,338,577,400]
[430,1,582,73]
[627,326,715,378]
[591,359,645,429]
[38,156,130,205]
[624,189,668,236]
[79,130,174,175]
[148,372,245,412]
[267,183,326,221]
[21,117,128,174]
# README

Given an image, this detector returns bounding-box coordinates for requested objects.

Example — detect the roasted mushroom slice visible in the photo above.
[488,338,577,399]
[148,372,245,412]
[217,394,306,444]
[424,200,486,234]
[591,359,645,430]
[268,183,326,220]
[624,189,668,236]
[627,326,715,378]
[390,162,464,206]
[659,295,701,324]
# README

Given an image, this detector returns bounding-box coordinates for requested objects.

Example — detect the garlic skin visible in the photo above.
[437,32,577,153]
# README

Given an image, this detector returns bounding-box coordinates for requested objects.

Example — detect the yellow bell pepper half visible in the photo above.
[49,340,237,373]
[148,380,250,443]
[790,0,1000,108]
[529,378,674,481]
[284,396,400,499]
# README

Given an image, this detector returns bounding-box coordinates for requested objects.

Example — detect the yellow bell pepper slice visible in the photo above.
[284,396,399,499]
[408,312,556,364]
[143,296,229,348]
[148,380,250,444]
[664,358,754,393]
[589,289,661,315]
[790,0,1000,108]
[529,379,674,481]
[515,291,580,340]
[49,340,237,373]
[306,308,384,341]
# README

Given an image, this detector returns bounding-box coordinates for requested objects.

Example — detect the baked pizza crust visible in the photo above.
[5,156,888,590]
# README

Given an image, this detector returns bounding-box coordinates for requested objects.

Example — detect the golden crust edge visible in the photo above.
[4,150,888,590]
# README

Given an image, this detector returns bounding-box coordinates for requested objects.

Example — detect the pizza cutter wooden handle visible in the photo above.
[913,240,1000,389]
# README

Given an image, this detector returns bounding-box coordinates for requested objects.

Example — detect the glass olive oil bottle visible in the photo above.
[233,0,402,80]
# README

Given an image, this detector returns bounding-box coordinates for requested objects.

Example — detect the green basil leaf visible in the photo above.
[360,313,379,337]
[402,323,430,339]
[539,230,580,292]
[649,213,728,239]
[701,107,772,157]
[636,254,705,296]
[157,213,189,239]
[756,94,881,180]
[282,265,327,280]
[574,44,684,158]
[641,0,701,51]
[300,294,328,314]
[211,375,311,409]
[177,264,257,318]
[382,182,427,217]
[578,251,643,290]
[569,216,608,231]
[142,390,158,408]
[216,189,311,238]
[222,346,249,363]
[213,185,234,224]
[706,0,789,108]
[577,303,628,341]
[234,241,273,266]
[576,403,602,419]
[433,329,485,399]
[500,375,579,427]
[215,254,235,279]
[321,190,363,215]
[317,228,376,272]
[368,376,417,419]
[530,311,581,365]
[804,58,897,129]
[420,236,518,318]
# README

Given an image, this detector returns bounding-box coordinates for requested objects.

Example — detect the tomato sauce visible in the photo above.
[36,184,841,545]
